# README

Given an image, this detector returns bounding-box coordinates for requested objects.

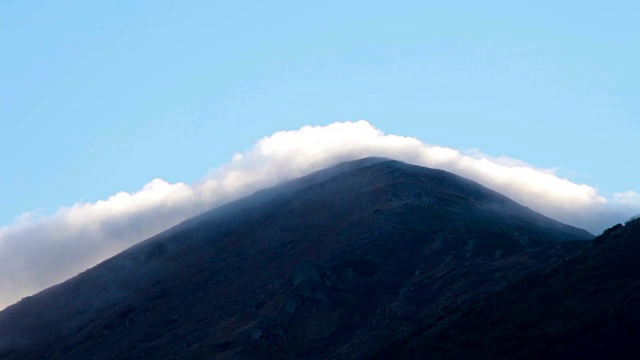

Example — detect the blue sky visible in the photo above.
[1,0,638,227]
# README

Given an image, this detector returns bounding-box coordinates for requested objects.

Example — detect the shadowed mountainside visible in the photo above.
[0,158,593,359]
[373,217,640,360]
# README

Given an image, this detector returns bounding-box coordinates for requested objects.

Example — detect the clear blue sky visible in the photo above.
[1,1,638,226]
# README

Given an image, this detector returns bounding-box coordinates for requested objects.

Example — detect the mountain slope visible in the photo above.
[376,217,640,360]
[0,158,592,359]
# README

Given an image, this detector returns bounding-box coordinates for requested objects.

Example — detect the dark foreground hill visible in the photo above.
[374,217,640,360]
[0,158,592,359]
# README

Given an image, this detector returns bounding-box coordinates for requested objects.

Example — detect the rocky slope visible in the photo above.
[0,158,592,359]
[375,217,640,360]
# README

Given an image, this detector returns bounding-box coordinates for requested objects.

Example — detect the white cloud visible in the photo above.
[0,120,638,310]
[613,190,640,209]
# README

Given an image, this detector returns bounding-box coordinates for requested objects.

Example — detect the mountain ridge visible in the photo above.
[0,158,593,359]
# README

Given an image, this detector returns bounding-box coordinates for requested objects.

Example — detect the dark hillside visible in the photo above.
[0,158,592,359]
[377,217,640,360]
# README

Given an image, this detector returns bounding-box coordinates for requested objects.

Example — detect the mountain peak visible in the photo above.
[0,158,593,359]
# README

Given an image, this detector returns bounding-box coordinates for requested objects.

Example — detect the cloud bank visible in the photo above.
[1,120,638,310]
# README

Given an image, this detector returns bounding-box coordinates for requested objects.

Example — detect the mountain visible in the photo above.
[0,158,593,359]
[373,217,640,360]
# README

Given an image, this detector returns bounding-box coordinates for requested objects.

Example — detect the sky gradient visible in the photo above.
[1,1,639,307]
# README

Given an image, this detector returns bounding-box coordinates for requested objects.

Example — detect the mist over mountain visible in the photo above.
[2,121,636,311]
[0,158,598,359]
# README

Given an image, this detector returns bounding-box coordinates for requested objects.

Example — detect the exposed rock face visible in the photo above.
[0,158,592,359]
